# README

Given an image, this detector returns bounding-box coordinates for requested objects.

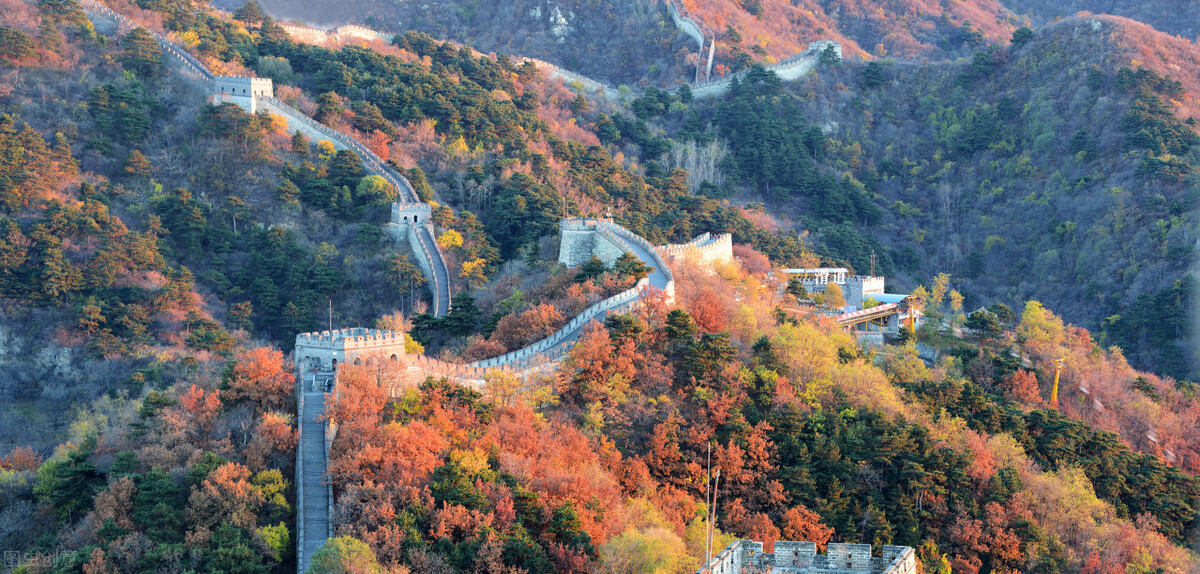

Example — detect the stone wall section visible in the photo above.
[690,40,840,98]
[79,7,450,319]
[697,541,917,574]
[657,232,733,266]
[274,6,837,103]
[558,219,625,266]
[663,0,706,50]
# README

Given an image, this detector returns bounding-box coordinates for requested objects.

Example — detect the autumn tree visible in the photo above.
[563,321,637,407]
[225,347,294,412]
[823,282,845,309]
[123,149,151,178]
[689,291,728,333]
[161,385,222,446]
[1016,300,1065,347]
[307,535,381,571]
[780,505,834,550]
[1003,369,1041,404]
[324,363,387,427]
[489,303,565,351]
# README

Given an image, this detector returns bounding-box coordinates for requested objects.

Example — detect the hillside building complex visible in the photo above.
[779,268,922,341]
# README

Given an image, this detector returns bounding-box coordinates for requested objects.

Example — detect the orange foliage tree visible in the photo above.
[225,347,294,413]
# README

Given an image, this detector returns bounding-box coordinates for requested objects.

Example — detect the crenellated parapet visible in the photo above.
[698,541,916,574]
[211,76,273,112]
[657,232,733,266]
[294,328,408,371]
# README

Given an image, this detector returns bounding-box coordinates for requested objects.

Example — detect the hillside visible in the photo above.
[620,14,1199,381]
[215,0,700,87]
[2,1,1200,574]
[219,0,1200,92]
[999,0,1200,40]
[797,15,1200,380]
[676,0,1019,63]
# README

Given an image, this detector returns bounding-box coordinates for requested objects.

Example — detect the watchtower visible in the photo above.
[293,328,408,372]
[211,76,274,113]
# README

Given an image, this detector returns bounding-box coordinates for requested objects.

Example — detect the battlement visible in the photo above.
[334,25,386,42]
[212,75,273,98]
[392,202,432,225]
[698,541,915,574]
[294,328,409,371]
[295,328,405,347]
[657,232,733,266]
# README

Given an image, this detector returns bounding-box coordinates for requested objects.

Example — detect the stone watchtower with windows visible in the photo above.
[293,328,408,372]
[211,76,274,113]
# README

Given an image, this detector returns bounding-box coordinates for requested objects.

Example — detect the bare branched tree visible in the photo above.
[666,139,729,193]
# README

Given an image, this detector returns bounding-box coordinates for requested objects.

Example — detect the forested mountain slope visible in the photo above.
[798,15,1200,380]
[215,0,699,87]
[626,15,1199,380]
[999,0,1200,40]
[2,2,1200,574]
[675,0,1019,63]
[223,0,1200,91]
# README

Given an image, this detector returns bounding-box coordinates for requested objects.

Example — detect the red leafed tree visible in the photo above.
[963,429,997,483]
[334,481,406,565]
[367,129,390,161]
[547,542,591,573]
[1003,369,1041,404]
[162,385,222,445]
[324,364,387,428]
[0,446,42,470]
[90,476,137,533]
[715,422,786,511]
[460,335,507,362]
[732,244,771,276]
[947,503,1023,574]
[725,498,781,551]
[489,304,565,351]
[226,347,294,413]
[243,412,299,472]
[186,462,264,531]
[563,322,638,406]
[642,411,690,489]
[690,291,729,333]
[374,421,449,487]
[781,505,834,550]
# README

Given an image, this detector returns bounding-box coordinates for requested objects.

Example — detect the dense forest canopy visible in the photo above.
[618,16,1200,382]
[0,0,1198,573]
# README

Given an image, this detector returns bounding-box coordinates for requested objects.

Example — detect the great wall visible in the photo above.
[77,2,850,570]
[271,0,842,101]
[697,540,917,574]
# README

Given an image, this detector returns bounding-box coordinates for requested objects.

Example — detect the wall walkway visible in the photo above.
[79,5,454,571]
[81,1,450,320]
[296,389,331,573]
[82,5,755,569]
